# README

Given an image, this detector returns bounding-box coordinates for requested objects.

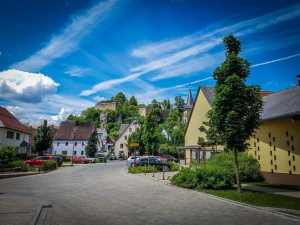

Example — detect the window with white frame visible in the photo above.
[82,142,84,146]
[81,151,84,155]
[62,151,67,155]
[75,142,77,146]
[129,128,132,132]
[124,135,127,140]
[16,133,20,140]
[57,142,60,146]
[66,142,68,146]
[120,144,123,148]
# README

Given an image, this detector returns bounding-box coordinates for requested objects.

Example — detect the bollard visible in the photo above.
[152,165,155,177]
[162,165,165,180]
[144,164,146,175]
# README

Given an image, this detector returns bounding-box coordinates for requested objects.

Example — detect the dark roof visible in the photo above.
[53,121,94,140]
[261,86,300,121]
[20,141,32,147]
[0,106,31,134]
[119,124,129,135]
[201,86,215,107]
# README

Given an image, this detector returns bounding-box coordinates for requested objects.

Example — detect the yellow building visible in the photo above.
[248,80,300,185]
[184,76,300,185]
[183,86,224,164]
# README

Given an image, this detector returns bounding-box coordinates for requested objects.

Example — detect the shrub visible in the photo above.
[170,161,180,171]
[16,153,27,160]
[171,164,235,190]
[0,144,16,163]
[11,160,25,167]
[128,165,160,174]
[42,160,57,169]
[206,151,262,182]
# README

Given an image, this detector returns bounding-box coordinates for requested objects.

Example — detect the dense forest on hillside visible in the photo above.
[65,92,186,156]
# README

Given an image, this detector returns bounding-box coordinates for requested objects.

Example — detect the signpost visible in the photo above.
[130,143,139,147]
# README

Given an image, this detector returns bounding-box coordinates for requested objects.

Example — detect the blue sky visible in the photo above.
[0,0,299,126]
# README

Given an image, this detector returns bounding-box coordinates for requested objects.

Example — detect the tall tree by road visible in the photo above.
[85,128,98,157]
[33,119,52,155]
[210,35,263,193]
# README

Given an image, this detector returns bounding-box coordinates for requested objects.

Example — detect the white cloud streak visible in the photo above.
[81,3,300,96]
[10,0,120,72]
[251,53,300,68]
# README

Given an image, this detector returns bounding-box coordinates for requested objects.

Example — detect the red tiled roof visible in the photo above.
[53,121,94,140]
[0,106,31,134]
[259,91,274,97]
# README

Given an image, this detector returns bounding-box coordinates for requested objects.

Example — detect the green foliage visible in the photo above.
[129,96,138,106]
[0,145,16,163]
[28,154,38,159]
[158,143,177,156]
[171,165,234,190]
[42,160,57,169]
[11,160,25,167]
[128,165,160,174]
[174,96,185,117]
[169,161,180,171]
[206,152,262,182]
[85,128,98,157]
[16,153,27,160]
[33,119,53,155]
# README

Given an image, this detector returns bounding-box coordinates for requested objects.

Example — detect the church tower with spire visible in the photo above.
[183,85,194,123]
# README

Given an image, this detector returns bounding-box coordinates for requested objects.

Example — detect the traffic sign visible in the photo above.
[130,143,139,147]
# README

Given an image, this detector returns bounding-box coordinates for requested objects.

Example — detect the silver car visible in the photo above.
[126,156,140,167]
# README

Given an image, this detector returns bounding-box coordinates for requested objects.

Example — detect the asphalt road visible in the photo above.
[0,160,299,225]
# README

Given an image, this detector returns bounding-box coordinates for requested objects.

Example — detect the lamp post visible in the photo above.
[133,117,137,165]
[71,128,76,166]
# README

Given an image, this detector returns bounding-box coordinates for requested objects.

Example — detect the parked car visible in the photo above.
[24,156,56,167]
[70,156,88,164]
[107,153,117,160]
[165,155,179,163]
[52,156,63,167]
[154,155,169,162]
[126,156,140,167]
[134,157,171,170]
[118,152,126,160]
[78,155,97,163]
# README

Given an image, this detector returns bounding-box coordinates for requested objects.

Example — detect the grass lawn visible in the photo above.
[245,182,300,191]
[199,188,300,211]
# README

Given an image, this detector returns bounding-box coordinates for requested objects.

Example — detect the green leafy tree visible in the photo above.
[67,114,75,121]
[129,96,138,106]
[209,35,263,193]
[141,107,161,157]
[174,96,185,118]
[161,99,172,110]
[85,128,98,157]
[0,144,16,164]
[33,119,53,155]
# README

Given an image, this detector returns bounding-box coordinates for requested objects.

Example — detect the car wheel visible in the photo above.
[26,163,30,167]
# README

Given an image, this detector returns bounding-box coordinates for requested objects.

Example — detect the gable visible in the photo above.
[0,106,30,134]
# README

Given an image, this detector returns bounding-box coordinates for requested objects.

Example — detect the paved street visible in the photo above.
[0,161,299,225]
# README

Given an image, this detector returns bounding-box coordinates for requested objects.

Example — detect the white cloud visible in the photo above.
[0,69,60,103]
[10,0,120,72]
[251,53,300,68]
[64,66,92,77]
[92,95,105,102]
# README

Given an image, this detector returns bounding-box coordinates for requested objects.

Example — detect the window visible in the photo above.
[289,170,292,175]
[274,155,276,160]
[270,151,272,156]
[292,145,294,151]
[62,151,67,155]
[257,138,259,143]
[258,146,260,151]
[124,135,127,140]
[288,151,290,156]
[258,155,260,160]
[57,142,60,146]
[270,160,273,165]
[291,136,294,141]
[81,151,84,155]
[75,142,77,146]
[253,134,256,138]
[273,146,276,151]
[289,160,291,166]
[287,141,289,146]
[16,133,20,140]
[273,137,275,142]
[294,166,296,171]
[55,151,57,154]
[254,151,256,156]
[271,169,273,174]
[254,142,256,147]
[66,142,68,146]
[275,165,277,170]
[6,131,14,139]
[120,144,123,148]
[286,131,289,136]
[293,155,295,161]
[74,151,77,155]
[269,142,271,146]
[82,142,85,146]
[129,128,132,132]
[268,133,271,138]
[15,147,19,152]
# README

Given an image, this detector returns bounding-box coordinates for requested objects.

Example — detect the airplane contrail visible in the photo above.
[251,53,300,68]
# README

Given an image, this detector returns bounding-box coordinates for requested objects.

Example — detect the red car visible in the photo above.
[70,156,88,164]
[154,155,168,162]
[24,156,56,167]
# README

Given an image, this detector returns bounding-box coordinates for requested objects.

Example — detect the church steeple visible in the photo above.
[185,84,194,109]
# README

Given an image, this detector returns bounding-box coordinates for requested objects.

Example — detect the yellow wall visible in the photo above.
[185,88,212,146]
[248,118,300,176]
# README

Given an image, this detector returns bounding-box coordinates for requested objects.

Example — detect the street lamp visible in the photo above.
[133,117,137,165]
[71,128,76,166]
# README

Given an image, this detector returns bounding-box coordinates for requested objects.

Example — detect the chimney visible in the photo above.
[297,75,300,86]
